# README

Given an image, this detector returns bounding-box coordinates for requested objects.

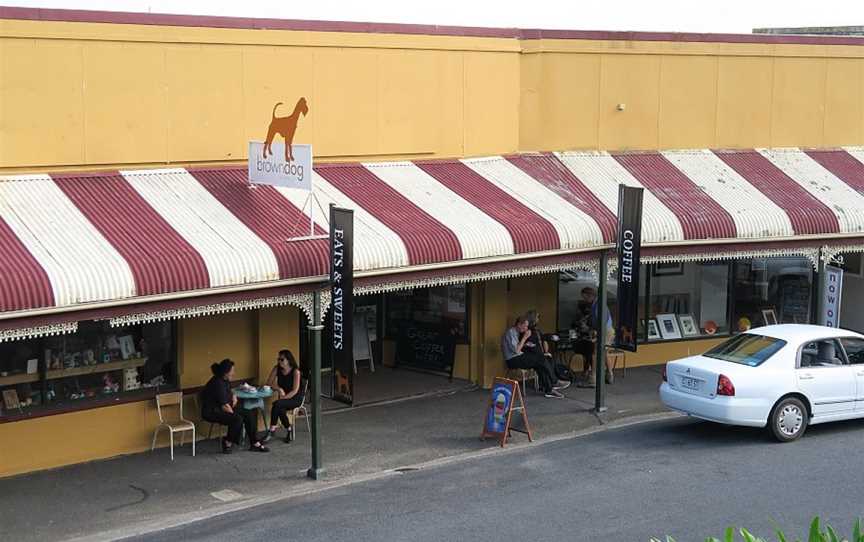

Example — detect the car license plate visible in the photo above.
[680,376,701,391]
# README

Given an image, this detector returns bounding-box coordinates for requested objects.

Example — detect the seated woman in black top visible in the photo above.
[263,350,305,443]
[201,359,269,454]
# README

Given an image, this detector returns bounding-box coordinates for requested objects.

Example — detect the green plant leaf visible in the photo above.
[854,518,862,542]
[724,527,735,542]
[770,518,789,542]
[809,517,823,542]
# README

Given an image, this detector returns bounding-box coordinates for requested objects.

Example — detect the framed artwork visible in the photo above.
[118,335,136,360]
[647,319,662,340]
[2,389,21,410]
[657,313,682,339]
[678,315,699,337]
[762,309,778,326]
[652,262,684,277]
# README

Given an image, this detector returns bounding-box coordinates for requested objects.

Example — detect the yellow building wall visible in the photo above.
[521,41,864,152]
[0,400,159,478]
[4,18,864,172]
[179,311,258,388]
[257,306,301,380]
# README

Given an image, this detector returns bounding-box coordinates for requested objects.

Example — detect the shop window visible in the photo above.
[731,257,812,332]
[0,320,177,420]
[647,262,730,341]
[384,284,469,372]
[840,252,863,277]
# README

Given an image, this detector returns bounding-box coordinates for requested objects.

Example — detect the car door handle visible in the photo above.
[799,374,815,380]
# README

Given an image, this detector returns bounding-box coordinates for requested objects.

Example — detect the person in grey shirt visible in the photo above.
[502,315,565,398]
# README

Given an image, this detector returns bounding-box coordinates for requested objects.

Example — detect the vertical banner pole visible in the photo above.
[329,205,354,405]
[615,184,644,353]
[595,250,608,413]
[307,290,324,480]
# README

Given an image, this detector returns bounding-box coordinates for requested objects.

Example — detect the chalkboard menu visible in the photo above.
[395,323,456,374]
[779,275,811,324]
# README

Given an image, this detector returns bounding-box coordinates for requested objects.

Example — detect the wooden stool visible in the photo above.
[568,353,586,374]
[606,348,627,381]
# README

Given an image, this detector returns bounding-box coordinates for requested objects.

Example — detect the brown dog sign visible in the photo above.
[249,97,312,190]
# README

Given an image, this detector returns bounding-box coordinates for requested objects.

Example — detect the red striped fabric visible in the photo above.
[415,160,560,253]
[715,150,840,235]
[189,168,330,278]
[805,149,864,196]
[54,172,210,296]
[0,217,54,312]
[506,153,617,243]
[316,164,462,266]
[614,153,737,240]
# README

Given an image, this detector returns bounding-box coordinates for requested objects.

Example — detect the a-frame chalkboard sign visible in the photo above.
[480,377,533,447]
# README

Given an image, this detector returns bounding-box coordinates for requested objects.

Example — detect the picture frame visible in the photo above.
[118,335,136,360]
[647,319,662,340]
[656,313,683,339]
[652,262,684,277]
[761,308,778,326]
[678,315,699,337]
[2,389,21,411]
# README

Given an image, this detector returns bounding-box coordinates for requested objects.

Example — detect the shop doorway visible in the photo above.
[299,289,471,408]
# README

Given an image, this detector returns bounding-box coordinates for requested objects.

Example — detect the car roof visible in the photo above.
[749,324,864,343]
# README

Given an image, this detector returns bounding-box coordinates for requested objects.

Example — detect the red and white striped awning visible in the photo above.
[2,147,864,336]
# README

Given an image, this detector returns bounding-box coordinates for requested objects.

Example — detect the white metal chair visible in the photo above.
[151,391,196,460]
[288,380,311,441]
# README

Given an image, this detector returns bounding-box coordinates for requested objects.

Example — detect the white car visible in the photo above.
[660,324,864,442]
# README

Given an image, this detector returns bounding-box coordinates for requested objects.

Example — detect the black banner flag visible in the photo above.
[615,185,644,352]
[330,205,354,404]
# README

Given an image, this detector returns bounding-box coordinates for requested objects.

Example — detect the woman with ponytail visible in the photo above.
[201,359,269,454]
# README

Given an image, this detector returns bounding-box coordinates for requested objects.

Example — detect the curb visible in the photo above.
[68,410,682,542]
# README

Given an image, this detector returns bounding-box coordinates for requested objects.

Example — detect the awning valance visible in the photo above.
[2,147,864,335]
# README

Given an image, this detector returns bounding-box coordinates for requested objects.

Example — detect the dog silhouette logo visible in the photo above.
[263,97,309,162]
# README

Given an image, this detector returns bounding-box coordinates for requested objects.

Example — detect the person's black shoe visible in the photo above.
[249,443,270,453]
[221,438,233,454]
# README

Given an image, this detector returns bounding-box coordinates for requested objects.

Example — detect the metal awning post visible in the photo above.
[815,248,826,326]
[307,289,325,480]
[594,250,608,413]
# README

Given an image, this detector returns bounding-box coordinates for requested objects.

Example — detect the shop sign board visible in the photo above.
[249,97,312,189]
[248,142,312,190]
[615,184,644,352]
[480,377,532,447]
[822,265,843,327]
[330,205,354,404]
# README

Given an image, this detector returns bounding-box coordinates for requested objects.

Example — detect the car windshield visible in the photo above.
[704,333,787,367]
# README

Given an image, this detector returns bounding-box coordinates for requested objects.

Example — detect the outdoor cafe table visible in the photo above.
[233,387,273,429]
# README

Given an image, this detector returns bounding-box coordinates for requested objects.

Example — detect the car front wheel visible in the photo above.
[769,397,808,442]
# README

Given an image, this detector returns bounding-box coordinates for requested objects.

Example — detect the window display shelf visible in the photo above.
[0,372,39,386]
[0,358,147,387]
[46,357,147,380]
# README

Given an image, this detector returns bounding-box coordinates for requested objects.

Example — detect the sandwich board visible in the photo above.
[480,377,532,447]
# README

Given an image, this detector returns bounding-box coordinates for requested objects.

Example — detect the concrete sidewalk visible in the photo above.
[0,366,667,542]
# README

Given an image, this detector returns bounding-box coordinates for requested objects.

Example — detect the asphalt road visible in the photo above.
[131,417,864,542]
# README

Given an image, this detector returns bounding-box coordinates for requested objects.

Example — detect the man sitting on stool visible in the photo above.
[501,315,569,399]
